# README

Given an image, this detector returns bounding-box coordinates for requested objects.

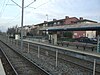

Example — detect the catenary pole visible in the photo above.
[21,0,24,50]
[11,0,36,50]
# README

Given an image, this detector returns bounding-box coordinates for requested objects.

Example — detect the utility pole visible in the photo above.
[11,0,36,50]
[21,0,24,50]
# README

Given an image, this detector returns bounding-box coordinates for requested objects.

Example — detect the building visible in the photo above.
[31,16,98,39]
[73,18,97,38]
[33,16,79,36]
[17,25,31,37]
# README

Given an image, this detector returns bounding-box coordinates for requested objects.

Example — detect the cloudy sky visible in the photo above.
[0,0,100,32]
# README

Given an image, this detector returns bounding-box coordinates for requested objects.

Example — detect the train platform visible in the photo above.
[0,59,6,75]
[24,39,100,58]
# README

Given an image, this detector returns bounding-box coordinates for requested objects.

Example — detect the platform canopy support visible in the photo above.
[48,31,57,45]
[97,35,100,53]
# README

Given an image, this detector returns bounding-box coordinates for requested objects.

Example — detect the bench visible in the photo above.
[85,43,96,51]
[57,41,96,51]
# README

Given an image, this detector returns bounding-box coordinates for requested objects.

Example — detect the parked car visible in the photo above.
[74,37,97,44]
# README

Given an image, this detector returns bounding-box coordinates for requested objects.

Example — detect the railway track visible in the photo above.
[0,40,49,75]
[0,48,18,75]
[0,36,100,75]
[22,41,100,75]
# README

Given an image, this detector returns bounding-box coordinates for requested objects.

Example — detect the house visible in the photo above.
[32,16,79,36]
[73,17,97,38]
[17,25,31,37]
[30,16,98,39]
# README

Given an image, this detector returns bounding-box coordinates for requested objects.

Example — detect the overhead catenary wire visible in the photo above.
[0,0,8,17]
[11,0,21,8]
[11,0,36,8]
[24,0,36,8]
[0,13,20,32]
[0,0,6,14]
[0,0,4,7]
[1,0,51,27]
[0,0,51,27]
[0,13,20,28]
[31,0,51,9]
[1,0,37,28]
[6,13,20,24]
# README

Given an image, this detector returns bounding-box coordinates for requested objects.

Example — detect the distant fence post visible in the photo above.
[16,40,18,46]
[56,50,58,67]
[10,39,12,44]
[12,39,13,44]
[93,59,96,75]
[7,36,9,43]
[28,43,30,53]
[16,40,17,46]
[14,40,15,45]
[97,35,100,53]
[38,46,40,58]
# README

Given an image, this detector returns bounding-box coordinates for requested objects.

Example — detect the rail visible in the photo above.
[0,40,51,75]
[0,47,18,75]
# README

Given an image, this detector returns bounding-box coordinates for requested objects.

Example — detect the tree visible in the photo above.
[7,27,16,38]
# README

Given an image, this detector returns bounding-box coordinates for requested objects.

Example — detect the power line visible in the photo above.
[33,0,50,9]
[2,0,38,25]
[11,0,21,8]
[0,0,7,17]
[0,0,10,17]
[11,0,36,8]
[11,0,37,50]
[0,13,20,27]
[24,0,36,8]
[0,13,20,32]
[0,0,3,7]
[7,13,20,24]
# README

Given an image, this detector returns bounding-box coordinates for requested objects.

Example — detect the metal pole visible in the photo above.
[97,35,100,53]
[56,50,58,67]
[17,40,18,46]
[46,51,48,56]
[14,40,16,45]
[38,46,40,58]
[10,39,12,44]
[16,40,17,46]
[8,35,9,43]
[28,43,29,53]
[93,59,96,75]
[12,39,13,44]
[21,0,24,50]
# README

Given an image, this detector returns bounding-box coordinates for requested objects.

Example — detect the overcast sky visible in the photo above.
[0,0,100,32]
